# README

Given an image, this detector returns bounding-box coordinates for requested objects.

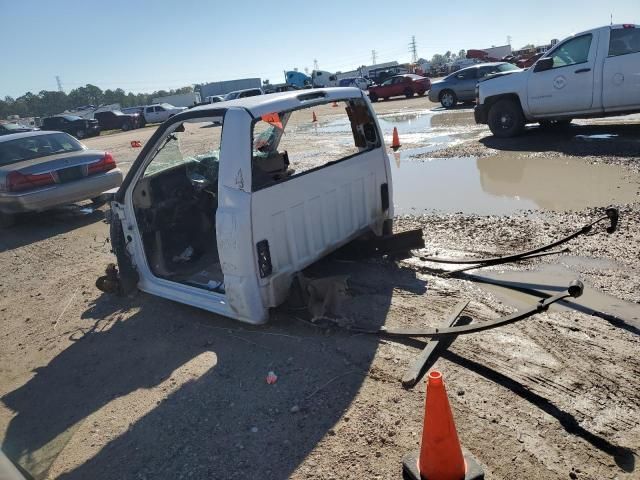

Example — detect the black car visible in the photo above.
[94,110,144,131]
[0,123,35,136]
[41,115,100,139]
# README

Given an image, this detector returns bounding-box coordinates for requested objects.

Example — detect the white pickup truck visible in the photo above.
[475,24,640,137]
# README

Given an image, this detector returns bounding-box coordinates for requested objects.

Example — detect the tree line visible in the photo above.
[0,84,194,119]
[430,49,467,66]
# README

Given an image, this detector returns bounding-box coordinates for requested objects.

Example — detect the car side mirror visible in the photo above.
[533,57,553,72]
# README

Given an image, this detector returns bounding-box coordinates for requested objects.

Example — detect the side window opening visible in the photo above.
[608,28,640,57]
[251,98,380,191]
[550,34,592,68]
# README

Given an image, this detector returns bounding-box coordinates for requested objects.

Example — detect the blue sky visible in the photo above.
[1,0,638,98]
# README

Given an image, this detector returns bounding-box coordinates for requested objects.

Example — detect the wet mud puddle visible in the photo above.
[391,153,639,215]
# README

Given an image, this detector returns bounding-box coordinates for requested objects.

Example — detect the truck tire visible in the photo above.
[404,88,414,98]
[488,99,525,138]
[122,122,131,131]
[369,92,378,102]
[75,129,85,139]
[440,90,457,109]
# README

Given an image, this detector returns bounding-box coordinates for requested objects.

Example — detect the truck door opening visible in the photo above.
[131,120,224,292]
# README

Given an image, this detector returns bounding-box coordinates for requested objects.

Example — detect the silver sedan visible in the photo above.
[428,62,520,108]
[0,131,122,227]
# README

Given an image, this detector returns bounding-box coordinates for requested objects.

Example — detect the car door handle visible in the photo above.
[575,68,591,74]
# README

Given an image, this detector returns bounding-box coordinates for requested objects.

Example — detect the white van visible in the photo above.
[108,88,394,324]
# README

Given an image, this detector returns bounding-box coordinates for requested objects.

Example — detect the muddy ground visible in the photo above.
[1,96,639,480]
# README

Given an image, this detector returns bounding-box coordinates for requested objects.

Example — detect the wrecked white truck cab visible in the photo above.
[109,88,394,324]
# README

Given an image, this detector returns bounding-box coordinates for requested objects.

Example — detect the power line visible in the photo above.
[409,36,418,63]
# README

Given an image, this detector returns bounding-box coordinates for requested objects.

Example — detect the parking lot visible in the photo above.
[1,95,639,479]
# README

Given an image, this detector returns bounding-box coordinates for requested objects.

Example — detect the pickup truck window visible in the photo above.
[609,28,640,57]
[549,34,592,68]
[251,99,380,191]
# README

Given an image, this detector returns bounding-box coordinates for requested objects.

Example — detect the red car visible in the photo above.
[517,52,543,69]
[368,74,431,102]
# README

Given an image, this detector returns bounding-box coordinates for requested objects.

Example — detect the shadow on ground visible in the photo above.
[0,204,105,253]
[1,257,426,479]
[480,123,640,157]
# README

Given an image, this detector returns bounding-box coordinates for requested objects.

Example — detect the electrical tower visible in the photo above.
[55,75,63,92]
[507,35,512,46]
[409,36,418,63]
[371,49,377,65]
[313,59,319,71]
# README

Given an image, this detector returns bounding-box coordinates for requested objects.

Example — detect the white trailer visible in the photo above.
[151,92,201,108]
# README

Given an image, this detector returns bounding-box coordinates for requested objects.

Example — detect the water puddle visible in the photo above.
[470,264,640,329]
[310,110,442,146]
[391,153,639,215]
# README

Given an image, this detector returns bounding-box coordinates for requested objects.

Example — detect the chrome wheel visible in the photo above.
[440,91,456,108]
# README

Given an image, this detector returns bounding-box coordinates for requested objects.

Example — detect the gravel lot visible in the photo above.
[1,96,639,480]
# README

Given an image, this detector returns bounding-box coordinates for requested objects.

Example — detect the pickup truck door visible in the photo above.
[527,33,597,115]
[144,107,156,123]
[156,106,168,122]
[603,26,640,111]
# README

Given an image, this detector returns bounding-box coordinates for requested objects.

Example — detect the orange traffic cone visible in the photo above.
[391,127,401,150]
[312,111,318,122]
[402,371,484,480]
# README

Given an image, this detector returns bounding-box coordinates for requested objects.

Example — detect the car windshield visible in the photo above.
[62,115,82,121]
[497,63,519,72]
[161,103,174,109]
[111,110,125,115]
[0,133,83,166]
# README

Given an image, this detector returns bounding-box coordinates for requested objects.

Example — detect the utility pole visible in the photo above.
[371,49,377,65]
[409,36,418,63]
[313,59,319,71]
[55,75,63,92]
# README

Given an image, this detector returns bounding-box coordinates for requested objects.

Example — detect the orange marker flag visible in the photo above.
[261,112,283,130]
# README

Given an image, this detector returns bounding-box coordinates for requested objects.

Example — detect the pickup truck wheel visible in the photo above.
[404,88,414,98]
[0,212,16,228]
[122,122,131,131]
[75,129,85,139]
[440,90,457,109]
[488,99,525,138]
[369,92,378,102]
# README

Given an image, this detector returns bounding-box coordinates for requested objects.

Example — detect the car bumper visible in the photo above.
[428,90,440,103]
[0,169,122,214]
[474,104,488,124]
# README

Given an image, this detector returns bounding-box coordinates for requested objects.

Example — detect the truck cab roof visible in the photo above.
[185,87,364,119]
